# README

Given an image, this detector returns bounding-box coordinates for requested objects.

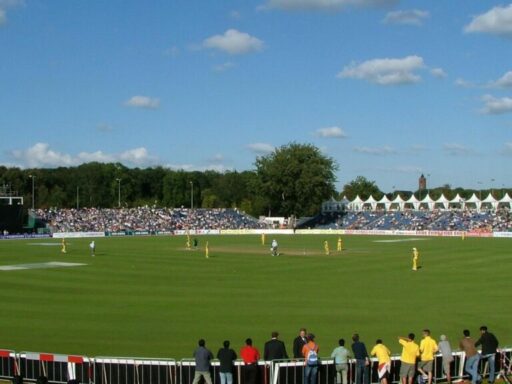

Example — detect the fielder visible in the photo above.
[324,240,330,256]
[271,239,278,256]
[412,247,419,271]
[90,240,96,257]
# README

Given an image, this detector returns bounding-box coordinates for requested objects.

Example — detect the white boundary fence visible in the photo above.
[0,348,510,384]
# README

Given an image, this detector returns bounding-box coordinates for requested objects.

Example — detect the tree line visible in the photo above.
[0,143,507,218]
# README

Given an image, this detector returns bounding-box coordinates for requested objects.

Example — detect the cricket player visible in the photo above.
[412,248,419,271]
[90,240,96,257]
[61,238,67,254]
[205,241,209,259]
[337,237,343,252]
[186,234,191,250]
[271,239,278,256]
[324,240,330,256]
[261,233,266,245]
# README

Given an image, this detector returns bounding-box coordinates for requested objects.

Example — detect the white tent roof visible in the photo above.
[466,193,481,203]
[351,195,364,204]
[481,193,498,203]
[365,195,378,204]
[499,193,512,203]
[392,195,405,203]
[449,193,465,203]
[421,194,435,203]
[435,194,450,203]
[378,195,391,203]
[406,195,419,203]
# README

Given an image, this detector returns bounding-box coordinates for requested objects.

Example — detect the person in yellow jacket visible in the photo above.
[398,333,420,384]
[418,329,438,384]
[370,339,391,384]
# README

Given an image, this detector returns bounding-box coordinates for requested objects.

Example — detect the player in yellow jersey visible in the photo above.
[324,240,330,255]
[205,241,209,258]
[61,238,67,254]
[412,248,419,271]
[337,237,343,252]
[186,234,191,250]
[261,233,266,245]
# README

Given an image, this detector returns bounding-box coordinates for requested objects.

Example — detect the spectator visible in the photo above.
[264,331,288,361]
[398,333,419,384]
[331,338,350,384]
[302,333,319,384]
[438,335,453,384]
[192,339,213,384]
[217,340,237,384]
[240,338,260,384]
[459,330,481,384]
[475,326,499,384]
[352,334,370,384]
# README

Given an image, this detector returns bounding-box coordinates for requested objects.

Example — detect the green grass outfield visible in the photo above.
[0,234,510,360]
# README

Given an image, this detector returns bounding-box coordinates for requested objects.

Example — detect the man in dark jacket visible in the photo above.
[192,339,213,384]
[217,340,237,384]
[475,326,499,384]
[293,328,308,359]
[264,331,289,361]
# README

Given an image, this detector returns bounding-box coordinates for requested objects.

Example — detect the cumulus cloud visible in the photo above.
[502,142,512,156]
[383,9,429,26]
[9,143,157,168]
[213,62,236,72]
[0,0,24,26]
[454,78,476,88]
[337,55,425,85]
[260,0,397,11]
[464,4,512,37]
[430,68,447,78]
[315,126,348,138]
[443,143,476,156]
[353,145,397,155]
[489,71,512,88]
[247,142,275,155]
[480,95,512,114]
[125,95,160,109]
[203,29,264,55]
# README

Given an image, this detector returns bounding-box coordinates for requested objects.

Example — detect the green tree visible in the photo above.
[341,176,382,200]
[254,143,338,217]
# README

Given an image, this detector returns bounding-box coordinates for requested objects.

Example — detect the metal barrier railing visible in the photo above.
[0,349,18,381]
[1,348,509,384]
[93,357,177,384]
[19,352,91,384]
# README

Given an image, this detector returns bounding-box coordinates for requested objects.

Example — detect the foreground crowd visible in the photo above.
[191,326,500,384]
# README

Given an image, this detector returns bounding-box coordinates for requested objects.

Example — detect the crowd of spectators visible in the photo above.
[35,207,512,234]
[36,207,267,233]
[319,208,512,232]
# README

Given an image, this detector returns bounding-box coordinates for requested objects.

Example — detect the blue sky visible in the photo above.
[1,0,511,193]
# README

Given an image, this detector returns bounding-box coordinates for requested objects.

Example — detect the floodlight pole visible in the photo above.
[29,175,35,210]
[116,178,121,208]
[76,186,80,210]
[190,181,194,210]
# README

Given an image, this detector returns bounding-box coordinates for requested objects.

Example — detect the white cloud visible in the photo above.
[213,62,236,72]
[0,0,24,26]
[502,142,512,156]
[454,78,476,88]
[9,143,157,168]
[97,123,114,132]
[383,9,429,26]
[247,142,275,154]
[443,143,476,156]
[315,126,348,138]
[164,46,180,58]
[260,0,397,11]
[230,10,241,19]
[203,29,264,55]
[353,146,397,155]
[480,95,512,114]
[489,71,512,88]
[465,4,512,37]
[338,55,425,85]
[430,68,447,78]
[125,95,160,109]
